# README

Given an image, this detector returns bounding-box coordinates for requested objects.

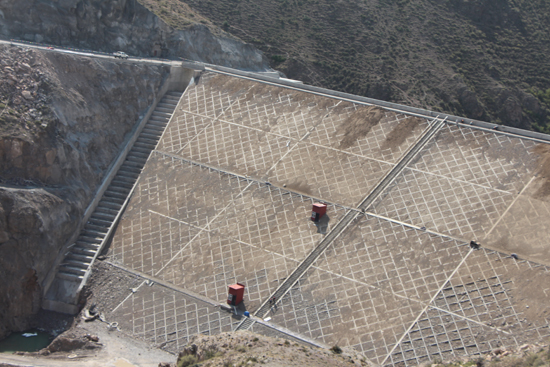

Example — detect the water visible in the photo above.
[0,329,53,353]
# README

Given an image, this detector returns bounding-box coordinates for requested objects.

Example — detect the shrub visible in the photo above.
[204,346,221,360]
[330,345,342,354]
[271,55,287,63]
[177,355,198,367]
[236,345,247,353]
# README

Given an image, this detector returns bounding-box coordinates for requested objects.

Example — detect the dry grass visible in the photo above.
[137,0,550,132]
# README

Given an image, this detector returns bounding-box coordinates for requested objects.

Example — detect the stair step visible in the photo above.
[67,253,94,263]
[109,181,134,192]
[151,108,172,114]
[75,241,99,250]
[126,155,148,164]
[115,174,139,184]
[88,218,112,227]
[73,246,98,256]
[103,191,127,200]
[117,165,141,173]
[147,121,168,129]
[79,234,103,244]
[142,130,163,138]
[119,167,145,180]
[163,99,180,104]
[84,223,109,233]
[132,147,154,154]
[140,132,162,140]
[158,101,177,107]
[124,159,147,168]
[107,185,131,194]
[151,112,172,118]
[128,150,149,157]
[136,136,158,145]
[131,146,153,155]
[133,141,156,149]
[93,211,117,222]
[117,167,141,176]
[62,260,90,270]
[97,201,122,210]
[95,204,119,212]
[111,177,135,186]
[57,272,84,281]
[103,188,127,197]
[165,93,182,99]
[59,265,86,276]
[149,115,169,121]
[156,107,174,114]
[100,197,125,206]
[125,152,149,161]
[143,124,165,131]
[140,124,164,134]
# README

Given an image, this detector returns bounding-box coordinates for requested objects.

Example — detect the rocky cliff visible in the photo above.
[0,44,169,339]
[0,0,269,71]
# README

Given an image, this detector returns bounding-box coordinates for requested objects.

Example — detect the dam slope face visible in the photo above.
[97,71,550,366]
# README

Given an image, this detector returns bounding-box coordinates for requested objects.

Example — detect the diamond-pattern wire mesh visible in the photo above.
[178,73,246,118]
[214,182,348,261]
[410,124,539,193]
[268,143,394,207]
[387,249,550,366]
[112,282,239,354]
[268,266,425,365]
[316,215,469,304]
[178,120,291,178]
[387,307,517,367]
[254,214,467,365]
[159,229,300,311]
[106,71,550,366]
[110,211,201,277]
[482,183,550,264]
[157,113,214,154]
[368,122,543,241]
[221,85,339,140]
[369,167,513,240]
[111,152,349,313]
[307,102,430,163]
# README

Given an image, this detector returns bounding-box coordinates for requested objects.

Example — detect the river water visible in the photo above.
[0,329,52,353]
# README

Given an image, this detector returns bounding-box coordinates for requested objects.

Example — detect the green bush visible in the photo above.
[330,345,342,354]
[204,347,221,360]
[236,345,247,353]
[177,354,198,367]
[271,55,287,63]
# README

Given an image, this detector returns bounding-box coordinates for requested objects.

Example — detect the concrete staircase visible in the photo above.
[43,92,182,313]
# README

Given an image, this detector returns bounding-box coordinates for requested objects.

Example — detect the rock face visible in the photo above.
[0,0,269,71]
[0,44,169,340]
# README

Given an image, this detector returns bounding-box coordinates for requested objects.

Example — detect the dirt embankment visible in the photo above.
[174,331,369,367]
[0,44,169,340]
